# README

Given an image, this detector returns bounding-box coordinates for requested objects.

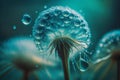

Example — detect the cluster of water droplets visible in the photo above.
[93,30,120,63]
[33,6,91,53]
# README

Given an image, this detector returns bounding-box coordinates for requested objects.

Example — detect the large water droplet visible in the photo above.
[79,59,89,72]
[21,14,32,25]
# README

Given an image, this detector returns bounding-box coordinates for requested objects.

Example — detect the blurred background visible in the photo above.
[0,0,120,80]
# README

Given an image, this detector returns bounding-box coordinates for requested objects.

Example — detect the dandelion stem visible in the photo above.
[33,71,40,80]
[117,59,120,80]
[60,48,70,80]
[49,37,80,80]
[57,40,70,80]
[111,51,120,80]
[23,71,29,80]
[50,37,76,80]
[99,60,114,80]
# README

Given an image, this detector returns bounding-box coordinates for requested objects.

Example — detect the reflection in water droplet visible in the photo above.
[21,14,32,25]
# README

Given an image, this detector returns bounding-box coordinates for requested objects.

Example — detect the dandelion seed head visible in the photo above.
[93,30,120,63]
[33,6,91,56]
[1,37,57,72]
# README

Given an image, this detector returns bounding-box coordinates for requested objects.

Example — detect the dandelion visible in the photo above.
[92,30,120,80]
[32,6,91,80]
[0,37,57,80]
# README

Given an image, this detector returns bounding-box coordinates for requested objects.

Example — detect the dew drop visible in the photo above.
[79,59,89,72]
[74,20,81,27]
[13,25,16,30]
[21,14,32,25]
[35,11,38,14]
[69,13,74,19]
[54,9,61,16]
[44,5,47,9]
[62,11,69,17]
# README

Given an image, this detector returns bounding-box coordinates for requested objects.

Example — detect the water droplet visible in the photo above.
[59,15,64,19]
[35,11,38,13]
[35,35,42,40]
[69,13,74,19]
[80,23,85,27]
[64,18,71,24]
[21,14,32,25]
[13,25,16,30]
[39,20,47,26]
[79,58,89,72]
[99,43,103,47]
[74,20,81,27]
[44,5,47,9]
[54,9,61,16]
[35,40,41,45]
[62,11,69,17]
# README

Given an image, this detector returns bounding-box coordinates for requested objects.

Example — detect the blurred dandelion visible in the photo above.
[32,6,91,80]
[0,37,58,80]
[92,30,120,80]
